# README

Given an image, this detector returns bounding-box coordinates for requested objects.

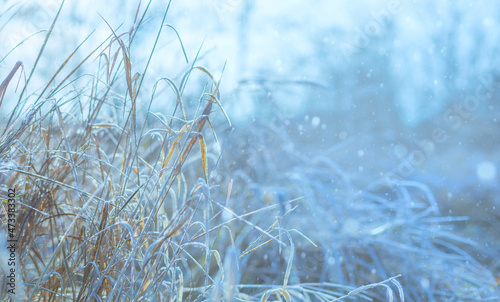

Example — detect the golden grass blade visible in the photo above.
[260,291,271,302]
[198,134,208,180]
[100,15,135,102]
[205,118,220,150]
[123,49,134,100]
[177,133,199,172]
[164,138,179,170]
[213,250,223,277]
[164,209,191,238]
[207,93,231,127]
[178,272,183,302]
[240,206,298,257]
[130,0,142,37]
[42,129,49,147]
[137,278,152,300]
[138,156,154,172]
[194,66,216,83]
[280,289,291,302]
[226,179,233,205]
[120,145,127,173]
[91,123,123,129]
[240,238,273,258]
[132,72,141,100]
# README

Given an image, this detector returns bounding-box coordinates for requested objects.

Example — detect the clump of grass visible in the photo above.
[218,114,500,301]
[1,1,402,301]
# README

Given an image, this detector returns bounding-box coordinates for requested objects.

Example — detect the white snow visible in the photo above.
[476,161,496,182]
[311,116,320,127]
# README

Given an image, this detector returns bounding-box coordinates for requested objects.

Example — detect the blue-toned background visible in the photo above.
[1,0,499,298]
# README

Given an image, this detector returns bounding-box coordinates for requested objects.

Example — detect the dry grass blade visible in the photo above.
[28,188,102,300]
[11,169,106,202]
[117,184,144,214]
[8,0,66,129]
[190,197,304,243]
[206,93,231,127]
[0,30,46,66]
[164,24,189,64]
[260,291,271,302]
[211,199,287,246]
[158,78,186,121]
[46,30,111,99]
[198,134,208,181]
[240,206,298,258]
[100,16,135,102]
[168,99,217,179]
[0,60,23,109]
[283,232,295,292]
[178,273,184,302]
[39,30,94,98]
[222,247,239,301]
[54,104,81,189]
[333,275,404,301]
